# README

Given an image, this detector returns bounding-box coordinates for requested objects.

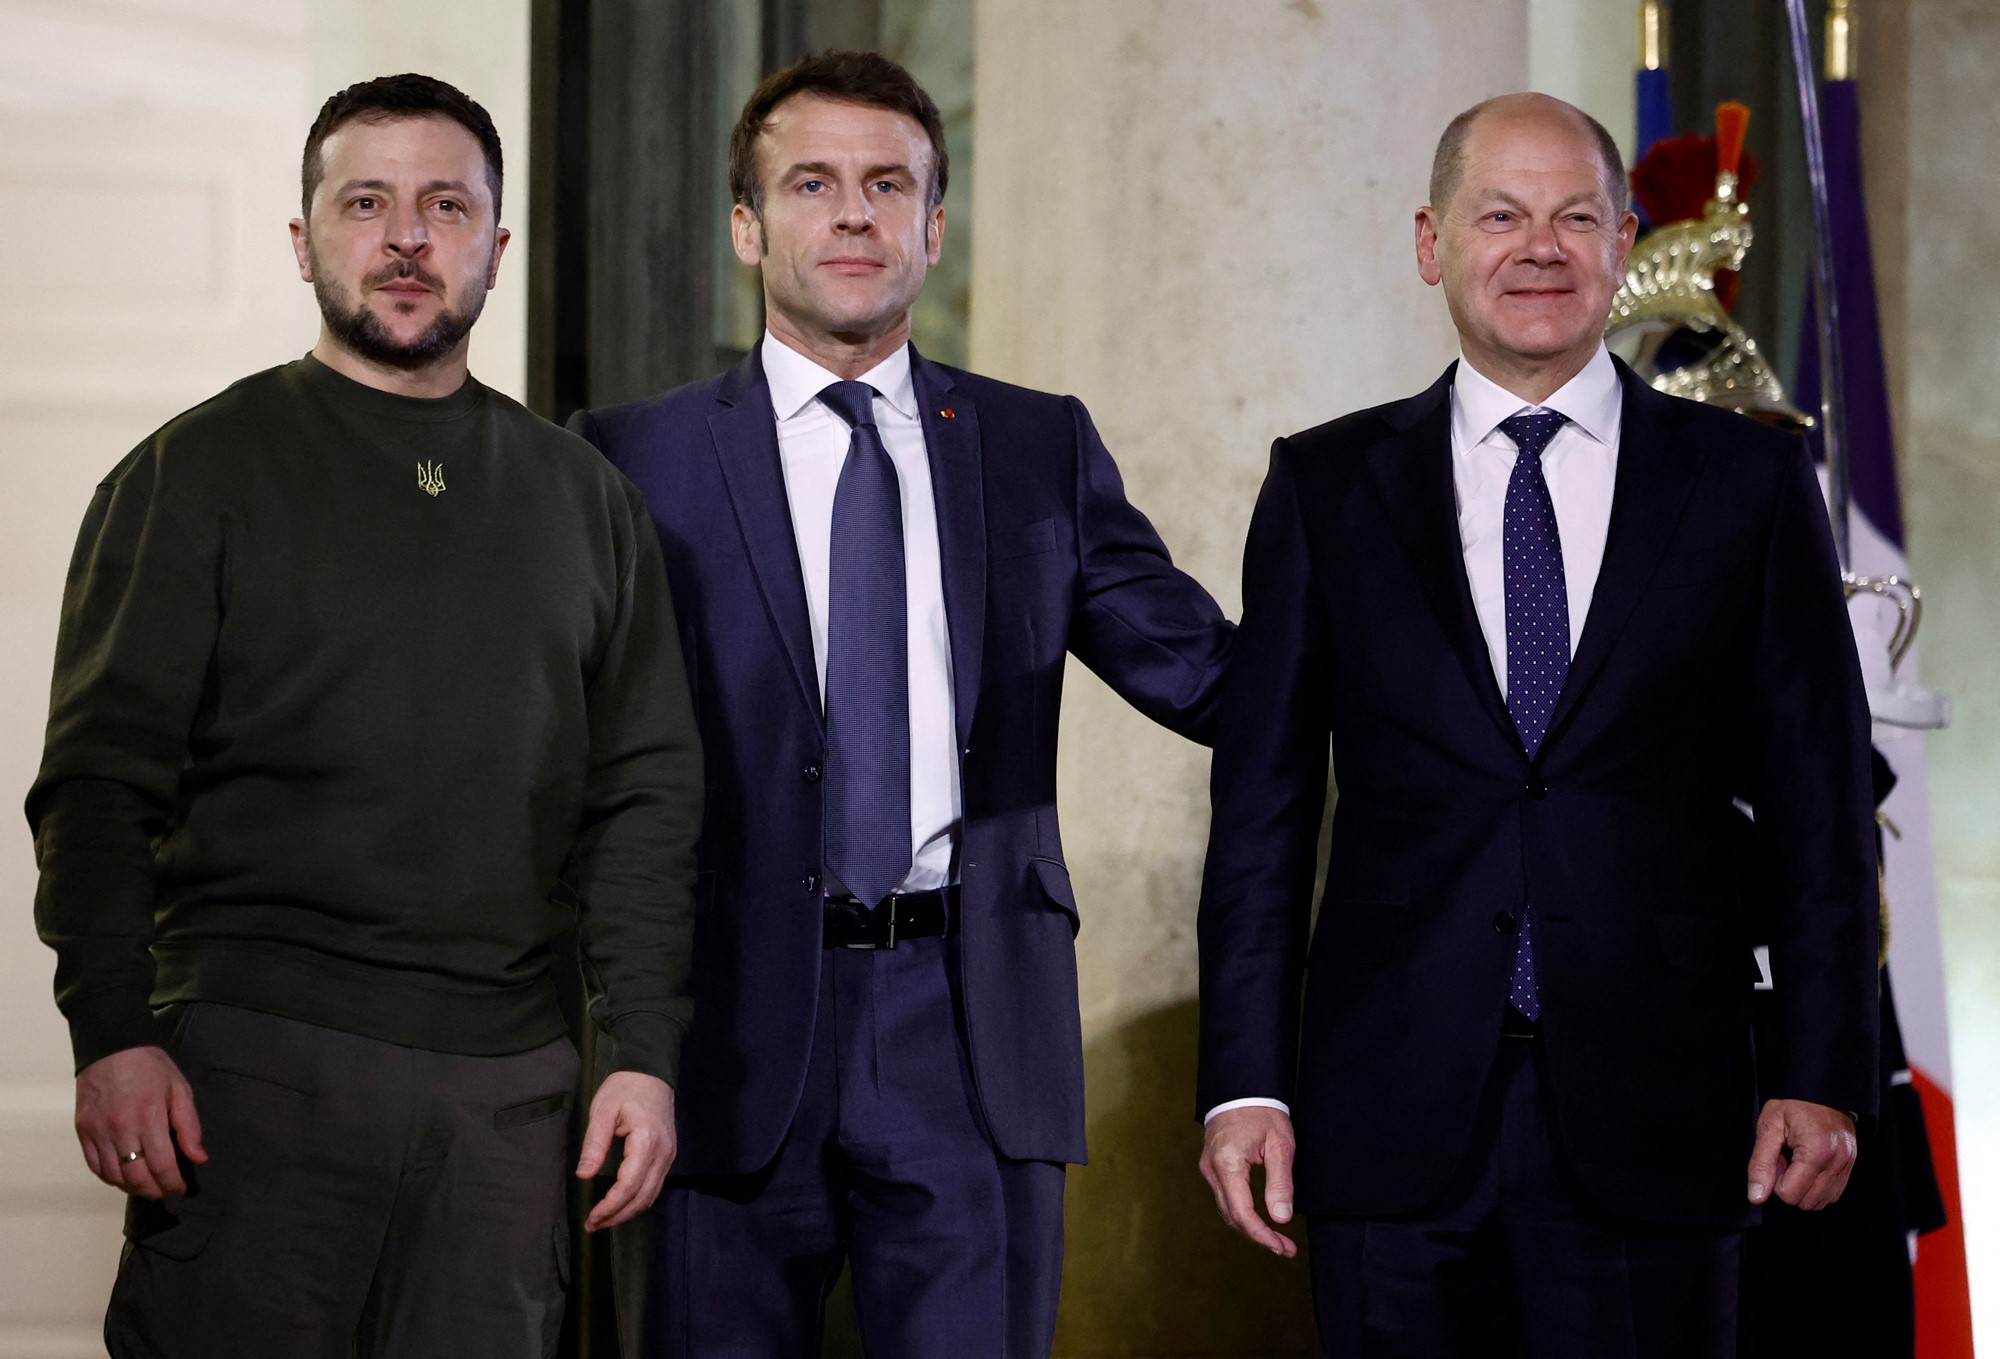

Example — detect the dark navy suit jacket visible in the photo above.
[572,343,1231,1175]
[1196,361,1878,1229]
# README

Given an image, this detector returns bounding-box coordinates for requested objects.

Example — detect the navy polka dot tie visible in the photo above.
[1500,408,1569,1020]
[818,380,911,907]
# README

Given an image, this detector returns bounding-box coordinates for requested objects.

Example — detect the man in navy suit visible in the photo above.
[1195,94,1877,1356]
[569,50,1230,1359]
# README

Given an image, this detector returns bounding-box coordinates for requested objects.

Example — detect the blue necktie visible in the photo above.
[818,381,912,906]
[1499,408,1570,1020]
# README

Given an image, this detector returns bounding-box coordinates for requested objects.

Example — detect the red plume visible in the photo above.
[1715,100,1750,180]
[1627,104,1762,312]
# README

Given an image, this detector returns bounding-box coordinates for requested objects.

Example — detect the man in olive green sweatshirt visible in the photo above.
[26,73,702,1358]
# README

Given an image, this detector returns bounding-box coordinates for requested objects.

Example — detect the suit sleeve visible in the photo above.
[27,446,220,1071]
[1063,397,1233,744]
[1195,440,1332,1118]
[1748,441,1879,1117]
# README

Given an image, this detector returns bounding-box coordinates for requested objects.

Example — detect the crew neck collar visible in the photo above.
[298,353,487,423]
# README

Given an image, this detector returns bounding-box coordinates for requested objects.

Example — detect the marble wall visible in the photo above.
[970,3,1527,1350]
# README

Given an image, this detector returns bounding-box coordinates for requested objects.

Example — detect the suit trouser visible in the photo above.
[105,1002,578,1359]
[1308,1036,1742,1359]
[646,934,1066,1359]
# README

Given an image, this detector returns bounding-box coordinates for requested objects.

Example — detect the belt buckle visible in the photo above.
[840,896,898,951]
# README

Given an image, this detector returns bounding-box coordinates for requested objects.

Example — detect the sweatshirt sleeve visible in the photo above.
[26,446,222,1072]
[565,484,705,1086]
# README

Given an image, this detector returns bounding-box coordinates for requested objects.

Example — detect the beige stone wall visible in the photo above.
[970,3,1527,1350]
[1897,0,2000,1333]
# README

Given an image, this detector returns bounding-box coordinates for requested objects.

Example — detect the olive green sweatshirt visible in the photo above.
[28,356,702,1083]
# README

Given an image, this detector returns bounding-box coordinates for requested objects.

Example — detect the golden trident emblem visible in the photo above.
[417,461,445,497]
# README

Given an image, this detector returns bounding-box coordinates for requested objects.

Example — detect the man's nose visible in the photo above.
[1519,218,1566,263]
[384,202,430,255]
[831,184,875,233]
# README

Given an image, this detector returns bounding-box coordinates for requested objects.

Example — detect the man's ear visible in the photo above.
[487,227,512,289]
[1414,206,1444,287]
[1613,208,1639,273]
[925,204,945,267]
[730,203,765,267]
[290,218,313,283]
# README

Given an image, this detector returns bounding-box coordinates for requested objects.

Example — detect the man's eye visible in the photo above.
[435,200,462,214]
[1488,212,1513,224]
[353,197,377,211]
[872,181,899,194]
[800,179,826,193]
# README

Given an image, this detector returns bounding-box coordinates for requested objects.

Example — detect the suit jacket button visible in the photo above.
[1493,911,1519,934]
[803,765,821,782]
[1524,780,1549,800]
[802,874,819,893]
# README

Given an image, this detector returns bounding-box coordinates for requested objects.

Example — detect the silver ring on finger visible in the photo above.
[120,1150,143,1164]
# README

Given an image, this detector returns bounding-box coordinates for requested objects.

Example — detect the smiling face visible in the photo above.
[732,93,943,373]
[290,113,508,379]
[1415,98,1637,398]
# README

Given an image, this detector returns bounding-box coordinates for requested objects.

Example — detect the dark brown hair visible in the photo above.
[301,73,504,220]
[1429,95,1626,213]
[728,50,949,214]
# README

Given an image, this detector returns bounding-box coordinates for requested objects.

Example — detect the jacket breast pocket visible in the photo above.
[992,518,1057,562]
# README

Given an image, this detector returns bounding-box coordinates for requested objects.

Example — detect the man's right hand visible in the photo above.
[74,1046,207,1199]
[1199,1105,1299,1257]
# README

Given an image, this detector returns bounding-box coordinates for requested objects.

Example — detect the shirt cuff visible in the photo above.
[1203,1097,1291,1125]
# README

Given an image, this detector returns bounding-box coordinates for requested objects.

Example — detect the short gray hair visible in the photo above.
[1428,95,1626,212]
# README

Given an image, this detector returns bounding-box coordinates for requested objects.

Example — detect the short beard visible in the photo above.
[310,250,487,372]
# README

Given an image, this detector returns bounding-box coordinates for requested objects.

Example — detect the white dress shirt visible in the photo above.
[1204,344,1624,1125]
[762,332,960,892]
[1451,343,1623,696]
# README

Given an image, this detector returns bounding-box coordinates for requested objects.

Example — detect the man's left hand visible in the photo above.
[1746,1098,1857,1211]
[576,1071,676,1231]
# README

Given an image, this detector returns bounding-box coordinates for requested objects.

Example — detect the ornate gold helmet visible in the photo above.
[1605,103,1811,430]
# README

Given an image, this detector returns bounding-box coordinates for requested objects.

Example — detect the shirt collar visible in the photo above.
[1452,343,1621,450]
[761,329,918,423]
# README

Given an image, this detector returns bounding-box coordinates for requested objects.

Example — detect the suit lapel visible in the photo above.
[913,349,985,749]
[1541,362,1704,747]
[709,344,822,723]
[1366,365,1518,750]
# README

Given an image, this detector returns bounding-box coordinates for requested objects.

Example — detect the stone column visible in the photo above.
[969,4,1527,1350]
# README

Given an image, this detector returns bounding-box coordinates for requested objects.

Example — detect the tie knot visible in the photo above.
[1499,410,1569,461]
[819,380,878,432]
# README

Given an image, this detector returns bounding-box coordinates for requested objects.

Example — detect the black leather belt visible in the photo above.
[823,886,959,950]
[1500,1005,1541,1039]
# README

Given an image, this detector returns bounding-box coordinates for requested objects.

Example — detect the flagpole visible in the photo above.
[1785,0,1854,570]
